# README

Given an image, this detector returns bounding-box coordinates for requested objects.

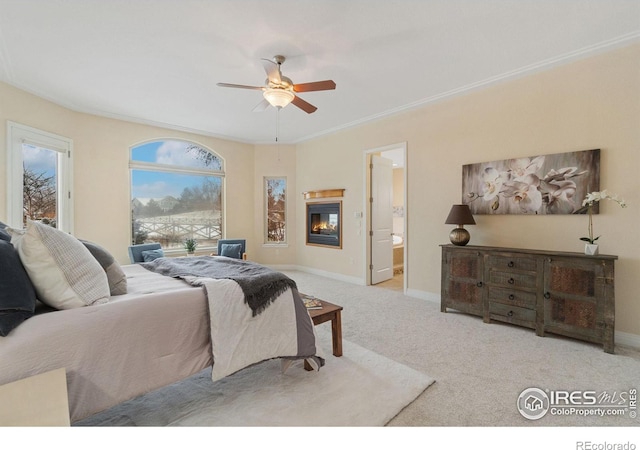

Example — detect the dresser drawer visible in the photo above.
[488,254,537,272]
[487,286,536,309]
[488,270,537,289]
[489,302,536,325]
[441,244,616,353]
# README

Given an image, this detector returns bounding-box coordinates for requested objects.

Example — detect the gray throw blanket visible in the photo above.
[140,256,297,316]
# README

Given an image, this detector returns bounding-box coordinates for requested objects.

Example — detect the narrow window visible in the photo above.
[7,122,73,232]
[265,177,286,243]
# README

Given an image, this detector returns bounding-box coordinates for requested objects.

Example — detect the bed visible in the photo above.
[0,221,323,423]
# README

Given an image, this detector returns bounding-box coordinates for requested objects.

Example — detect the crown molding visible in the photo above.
[295,32,640,144]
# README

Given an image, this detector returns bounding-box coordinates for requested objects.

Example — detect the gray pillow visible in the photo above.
[9,220,110,310]
[220,243,243,259]
[81,240,128,296]
[0,221,10,242]
[0,240,36,336]
[142,248,164,262]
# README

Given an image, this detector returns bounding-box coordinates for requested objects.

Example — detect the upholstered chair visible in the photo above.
[216,239,247,260]
[128,243,164,263]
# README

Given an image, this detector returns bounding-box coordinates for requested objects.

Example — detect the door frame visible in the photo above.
[363,142,407,291]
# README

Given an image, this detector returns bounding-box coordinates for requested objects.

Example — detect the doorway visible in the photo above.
[364,143,407,292]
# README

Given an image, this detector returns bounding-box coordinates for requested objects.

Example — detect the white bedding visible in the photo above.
[195,278,324,381]
[0,264,211,423]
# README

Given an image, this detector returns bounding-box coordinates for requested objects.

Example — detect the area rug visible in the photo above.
[74,339,434,427]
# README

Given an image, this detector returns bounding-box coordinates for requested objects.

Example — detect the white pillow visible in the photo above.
[9,221,110,309]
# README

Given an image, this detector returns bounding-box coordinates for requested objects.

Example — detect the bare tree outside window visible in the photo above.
[23,167,57,226]
[22,144,58,228]
[265,177,286,243]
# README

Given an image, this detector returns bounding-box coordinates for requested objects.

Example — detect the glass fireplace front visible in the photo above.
[306,201,341,248]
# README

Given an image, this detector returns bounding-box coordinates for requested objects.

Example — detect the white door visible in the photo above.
[370,155,394,284]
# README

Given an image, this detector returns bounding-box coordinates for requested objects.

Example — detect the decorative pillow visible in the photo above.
[0,241,37,336]
[80,240,127,296]
[141,248,164,262]
[9,221,110,310]
[220,243,243,259]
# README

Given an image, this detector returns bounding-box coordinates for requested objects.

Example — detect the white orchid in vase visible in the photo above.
[580,190,627,245]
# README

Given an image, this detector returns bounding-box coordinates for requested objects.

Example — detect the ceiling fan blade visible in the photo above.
[261,59,282,85]
[293,80,336,93]
[291,95,317,114]
[217,82,264,90]
[252,98,270,112]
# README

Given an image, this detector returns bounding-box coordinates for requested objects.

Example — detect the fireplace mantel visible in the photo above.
[302,189,344,200]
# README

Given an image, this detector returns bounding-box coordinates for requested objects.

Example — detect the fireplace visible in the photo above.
[306,201,342,248]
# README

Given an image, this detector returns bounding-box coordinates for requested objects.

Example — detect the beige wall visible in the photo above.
[252,144,297,265]
[392,168,404,208]
[296,43,640,336]
[0,82,256,264]
[392,167,405,238]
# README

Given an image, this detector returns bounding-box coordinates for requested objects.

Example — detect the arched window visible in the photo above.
[130,140,224,252]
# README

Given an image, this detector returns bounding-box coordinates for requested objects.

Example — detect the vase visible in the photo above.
[584,244,599,256]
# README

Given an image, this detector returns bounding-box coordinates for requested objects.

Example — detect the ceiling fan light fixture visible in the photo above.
[263,88,294,108]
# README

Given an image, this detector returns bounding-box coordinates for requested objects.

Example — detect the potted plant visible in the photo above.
[580,190,626,255]
[184,238,198,256]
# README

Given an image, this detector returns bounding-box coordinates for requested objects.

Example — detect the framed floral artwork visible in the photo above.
[462,149,600,215]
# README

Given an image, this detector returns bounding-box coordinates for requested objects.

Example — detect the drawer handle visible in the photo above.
[508,294,515,300]
[476,281,483,288]
[508,278,515,285]
[508,261,514,268]
[544,292,551,299]
[507,310,514,317]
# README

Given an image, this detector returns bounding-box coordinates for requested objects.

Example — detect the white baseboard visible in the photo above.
[266,264,299,272]
[615,330,640,350]
[405,288,440,304]
[268,264,365,286]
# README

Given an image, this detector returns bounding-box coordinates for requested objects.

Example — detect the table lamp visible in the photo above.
[445,204,476,246]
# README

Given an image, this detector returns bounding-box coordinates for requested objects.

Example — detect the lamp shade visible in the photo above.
[445,204,476,226]
[263,88,295,108]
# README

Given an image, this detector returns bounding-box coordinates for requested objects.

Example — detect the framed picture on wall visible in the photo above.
[462,148,600,215]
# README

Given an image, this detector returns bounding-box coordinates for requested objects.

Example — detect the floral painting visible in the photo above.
[462,149,600,215]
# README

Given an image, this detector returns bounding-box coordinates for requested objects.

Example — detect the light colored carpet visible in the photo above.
[281,270,640,431]
[74,336,434,427]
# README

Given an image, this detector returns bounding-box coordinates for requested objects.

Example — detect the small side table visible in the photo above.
[304,298,343,370]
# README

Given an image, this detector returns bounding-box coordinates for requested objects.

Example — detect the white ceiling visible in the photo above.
[0,1,638,144]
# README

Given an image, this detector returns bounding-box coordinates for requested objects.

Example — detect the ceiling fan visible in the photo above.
[217,55,336,114]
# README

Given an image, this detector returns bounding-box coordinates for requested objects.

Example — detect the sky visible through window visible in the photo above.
[131,141,222,199]
[23,143,56,176]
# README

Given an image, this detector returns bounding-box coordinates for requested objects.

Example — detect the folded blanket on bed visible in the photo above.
[141,256,324,381]
[141,256,297,316]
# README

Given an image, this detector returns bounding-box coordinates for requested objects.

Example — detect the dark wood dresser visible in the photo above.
[440,244,618,353]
